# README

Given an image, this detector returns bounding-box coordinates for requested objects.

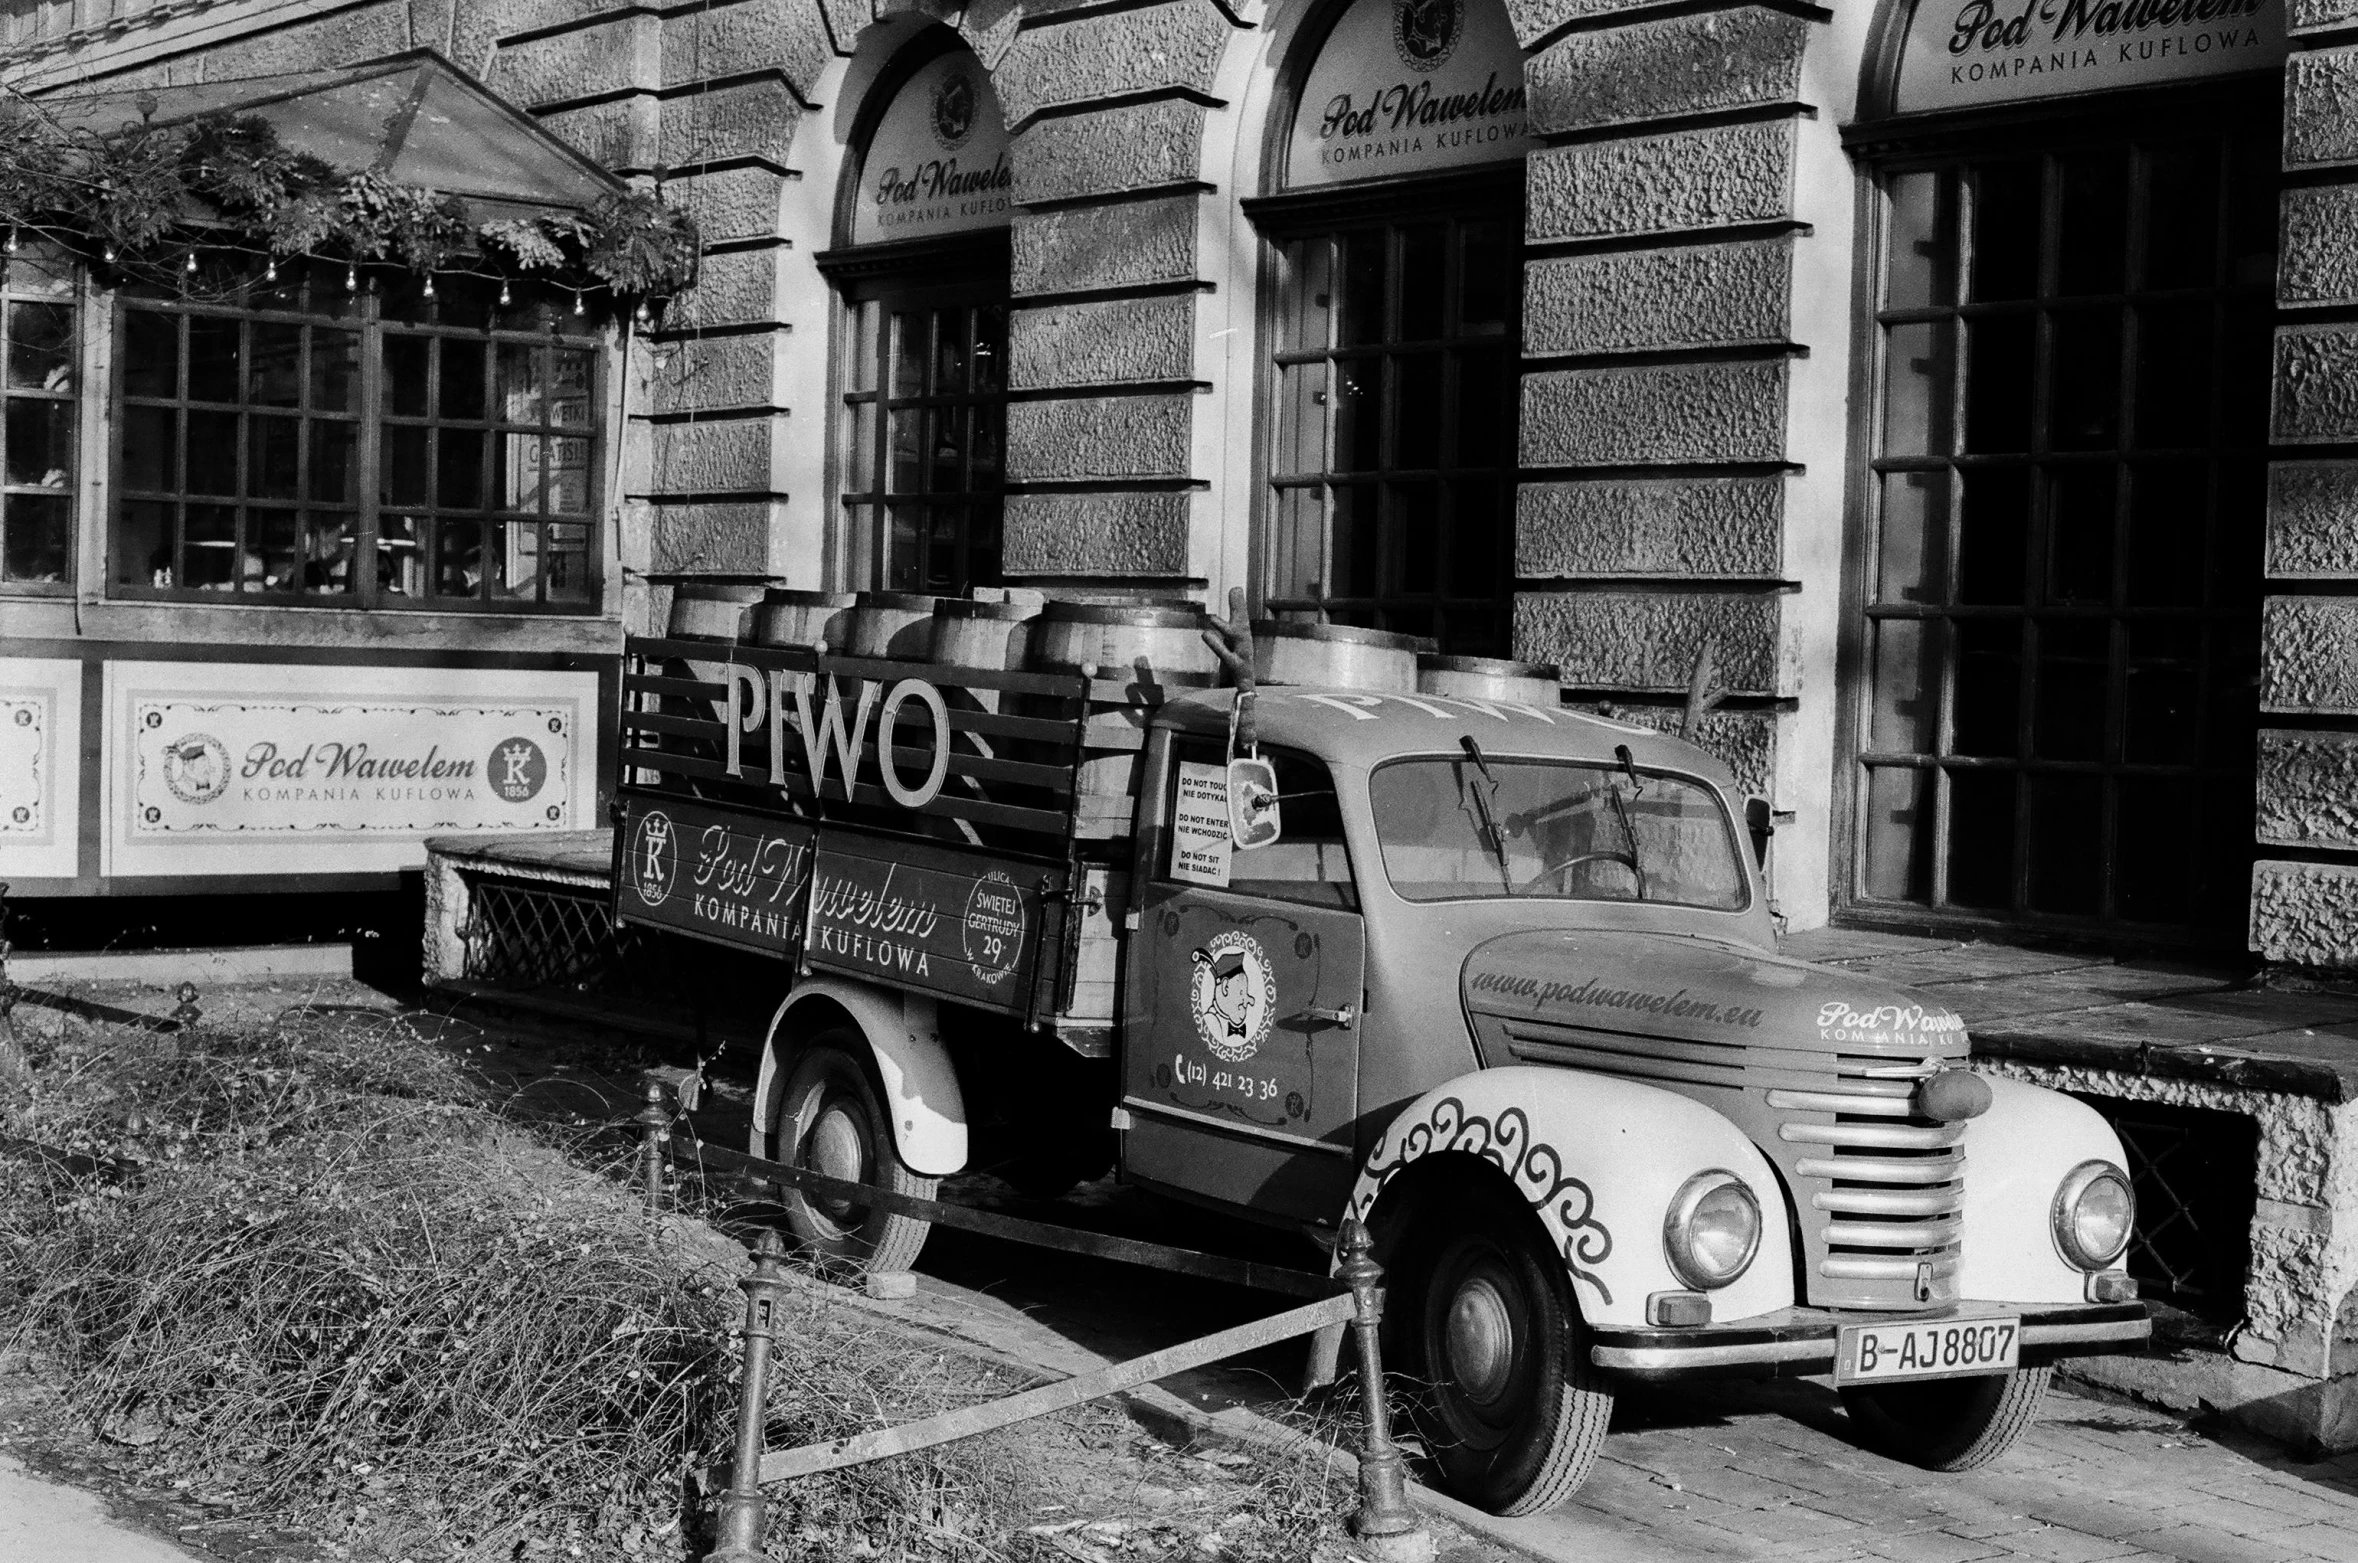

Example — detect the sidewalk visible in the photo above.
[0,1452,205,1563]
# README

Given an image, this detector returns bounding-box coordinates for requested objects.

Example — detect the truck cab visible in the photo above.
[1113,686,2146,1513]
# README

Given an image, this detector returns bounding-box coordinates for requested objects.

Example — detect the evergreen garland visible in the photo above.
[0,97,699,308]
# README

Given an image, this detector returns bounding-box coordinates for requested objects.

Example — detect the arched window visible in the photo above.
[1846,1,2286,942]
[1245,0,1532,654]
[821,33,1012,596]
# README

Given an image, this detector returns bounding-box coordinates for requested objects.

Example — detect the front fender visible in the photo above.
[1957,1076,2129,1304]
[1344,1066,1794,1329]
[751,978,968,1176]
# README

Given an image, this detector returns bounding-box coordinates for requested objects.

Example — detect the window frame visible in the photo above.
[106,276,606,614]
[1834,78,2281,948]
[0,245,82,594]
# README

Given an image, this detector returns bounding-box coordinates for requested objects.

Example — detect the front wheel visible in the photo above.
[764,1033,934,1273]
[1840,1365,2051,1471]
[1386,1187,1613,1515]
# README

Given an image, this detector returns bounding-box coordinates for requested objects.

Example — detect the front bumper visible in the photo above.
[1590,1301,2149,1382]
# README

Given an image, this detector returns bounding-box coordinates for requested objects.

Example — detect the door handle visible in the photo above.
[1304,1004,1357,1029]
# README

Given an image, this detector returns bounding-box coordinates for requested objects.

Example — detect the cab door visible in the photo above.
[1121,743,1365,1223]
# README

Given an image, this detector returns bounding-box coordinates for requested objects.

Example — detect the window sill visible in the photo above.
[0,595,623,655]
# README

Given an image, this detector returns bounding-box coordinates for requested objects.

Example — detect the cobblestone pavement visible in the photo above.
[1506,1375,2358,1563]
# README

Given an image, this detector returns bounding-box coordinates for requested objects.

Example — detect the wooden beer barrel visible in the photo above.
[930,598,1036,671]
[1417,653,1562,707]
[1252,621,1423,692]
[1024,602,1215,685]
[755,588,856,651]
[666,581,764,641]
[847,591,939,659]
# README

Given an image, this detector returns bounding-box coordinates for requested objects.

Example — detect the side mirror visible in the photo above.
[1229,757,1281,849]
[1744,795,1774,870]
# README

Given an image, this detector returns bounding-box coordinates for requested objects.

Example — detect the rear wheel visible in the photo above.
[1386,1186,1612,1514]
[765,1032,934,1273]
[1840,1366,2051,1471]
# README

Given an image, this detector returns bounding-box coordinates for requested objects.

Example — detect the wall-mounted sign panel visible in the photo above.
[101,661,598,879]
[1894,0,2285,115]
[0,658,82,880]
[850,50,1012,245]
[1286,0,1533,189]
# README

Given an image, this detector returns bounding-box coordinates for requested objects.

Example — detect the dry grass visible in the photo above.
[0,1002,1359,1562]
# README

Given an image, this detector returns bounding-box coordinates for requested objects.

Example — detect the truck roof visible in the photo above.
[1153,687,1741,791]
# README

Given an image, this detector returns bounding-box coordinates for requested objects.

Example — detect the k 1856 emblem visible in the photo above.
[630,808,677,908]
[1189,930,1275,1064]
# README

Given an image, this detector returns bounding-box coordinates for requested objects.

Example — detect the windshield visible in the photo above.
[1368,754,1747,910]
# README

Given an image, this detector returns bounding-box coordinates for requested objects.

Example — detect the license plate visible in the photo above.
[1836,1314,2020,1385]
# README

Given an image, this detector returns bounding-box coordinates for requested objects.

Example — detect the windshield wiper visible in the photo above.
[1458,735,1513,890]
[1606,779,1649,902]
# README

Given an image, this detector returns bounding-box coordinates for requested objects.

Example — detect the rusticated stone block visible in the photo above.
[454,0,636,80]
[1527,8,1808,136]
[1524,239,1789,357]
[228,3,412,75]
[646,331,788,414]
[1501,0,1664,47]
[2262,596,2358,713]
[661,76,802,167]
[664,166,788,243]
[1012,101,1205,204]
[538,96,658,169]
[2258,731,2358,849]
[647,416,785,495]
[490,15,656,107]
[662,0,831,97]
[1521,360,1787,467]
[670,248,786,328]
[2251,860,2358,971]
[1573,701,1778,798]
[1526,119,1794,244]
[2287,46,2358,169]
[2293,0,2358,31]
[1004,492,1191,575]
[2280,187,2358,307]
[1012,197,1197,296]
[1518,590,1785,695]
[1010,295,1195,389]
[1006,395,1192,481]
[649,498,790,574]
[1518,476,1782,577]
[2269,463,2358,577]
[2275,325,2358,443]
[993,0,1232,128]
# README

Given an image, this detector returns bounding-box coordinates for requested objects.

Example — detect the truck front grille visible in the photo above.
[1771,1059,1963,1301]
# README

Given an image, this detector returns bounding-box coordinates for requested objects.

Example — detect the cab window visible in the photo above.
[1168,740,1357,910]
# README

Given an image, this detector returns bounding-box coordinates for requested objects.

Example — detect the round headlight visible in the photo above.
[2053,1160,2135,1270]
[1663,1171,1761,1291]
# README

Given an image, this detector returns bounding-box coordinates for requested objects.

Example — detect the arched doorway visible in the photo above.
[1843,1,2287,945]
[819,31,1013,596]
[1243,0,1532,654]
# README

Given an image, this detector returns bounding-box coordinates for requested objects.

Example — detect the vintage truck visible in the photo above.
[610,617,2149,1515]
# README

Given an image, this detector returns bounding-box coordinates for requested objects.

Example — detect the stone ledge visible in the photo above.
[1972,1016,2358,1106]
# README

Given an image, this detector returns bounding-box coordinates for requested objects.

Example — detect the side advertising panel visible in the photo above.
[100,661,598,878]
[805,838,1055,1015]
[0,657,82,880]
[612,794,814,959]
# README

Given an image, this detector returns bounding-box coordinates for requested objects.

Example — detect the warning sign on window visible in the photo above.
[1171,762,1232,887]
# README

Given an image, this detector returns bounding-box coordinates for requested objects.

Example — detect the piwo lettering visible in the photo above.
[720,666,953,810]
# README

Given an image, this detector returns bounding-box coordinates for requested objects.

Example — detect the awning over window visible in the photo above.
[40,52,622,222]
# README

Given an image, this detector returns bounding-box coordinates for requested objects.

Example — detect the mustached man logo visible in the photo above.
[488,738,548,804]
[1393,0,1461,73]
[161,733,230,805]
[931,69,977,150]
[1189,931,1276,1064]
[630,809,677,909]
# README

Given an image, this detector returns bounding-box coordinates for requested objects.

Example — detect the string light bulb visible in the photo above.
[498,280,511,308]
[345,265,358,293]
[423,273,436,298]
[184,251,198,275]
[572,289,585,317]
[635,299,651,325]
[102,245,116,263]
[264,259,277,283]
[5,229,18,255]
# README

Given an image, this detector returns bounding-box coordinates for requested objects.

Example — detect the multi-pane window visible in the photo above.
[839,291,1005,595]
[0,243,77,587]
[1856,123,2274,941]
[113,274,599,609]
[1264,213,1519,655]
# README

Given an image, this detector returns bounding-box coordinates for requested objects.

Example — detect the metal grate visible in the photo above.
[463,875,640,992]
[1775,1059,1963,1305]
[2078,1095,2257,1323]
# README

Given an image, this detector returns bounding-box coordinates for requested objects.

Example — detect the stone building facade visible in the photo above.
[0,0,2351,976]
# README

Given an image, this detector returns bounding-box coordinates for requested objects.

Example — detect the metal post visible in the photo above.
[636,1079,670,1215]
[1338,1219,1435,1563]
[704,1227,789,1563]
